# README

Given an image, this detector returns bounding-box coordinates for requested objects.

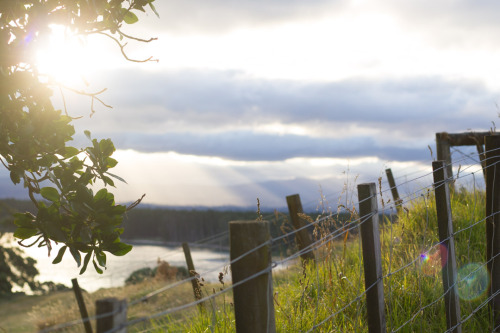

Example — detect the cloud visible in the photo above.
[376,0,500,48]
[132,0,343,34]
[385,0,500,27]
[75,69,496,127]
[58,68,496,163]
[105,131,429,162]
[128,1,500,51]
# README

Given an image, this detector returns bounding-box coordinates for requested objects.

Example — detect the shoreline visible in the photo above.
[123,238,230,252]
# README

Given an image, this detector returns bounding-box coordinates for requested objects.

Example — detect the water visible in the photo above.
[20,241,230,293]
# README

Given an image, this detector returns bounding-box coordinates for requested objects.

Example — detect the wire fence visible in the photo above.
[33,142,500,332]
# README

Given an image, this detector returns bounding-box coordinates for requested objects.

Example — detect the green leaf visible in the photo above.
[93,259,104,274]
[123,10,139,24]
[96,251,106,268]
[64,146,80,158]
[70,247,82,267]
[10,170,21,184]
[52,246,67,264]
[106,242,133,256]
[84,130,92,140]
[94,188,110,202]
[106,172,127,184]
[106,157,118,168]
[149,1,160,18]
[79,226,92,244]
[99,139,115,157]
[40,187,60,203]
[80,251,92,274]
[14,212,34,227]
[44,219,67,242]
[102,175,115,187]
[14,227,38,239]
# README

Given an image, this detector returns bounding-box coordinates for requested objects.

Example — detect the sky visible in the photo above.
[2,0,499,209]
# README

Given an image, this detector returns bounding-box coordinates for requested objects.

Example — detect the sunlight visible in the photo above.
[35,25,97,87]
[106,149,421,206]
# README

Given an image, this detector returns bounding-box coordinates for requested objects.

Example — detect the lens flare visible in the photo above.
[457,263,489,301]
[419,244,448,276]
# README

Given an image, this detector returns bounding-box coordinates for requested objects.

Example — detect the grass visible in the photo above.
[0,186,493,332]
[145,186,491,332]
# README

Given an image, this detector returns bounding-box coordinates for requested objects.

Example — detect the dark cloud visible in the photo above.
[0,178,29,200]
[106,130,430,162]
[62,69,496,162]
[84,69,496,130]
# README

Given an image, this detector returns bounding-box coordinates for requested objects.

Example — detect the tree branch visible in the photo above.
[18,235,43,248]
[127,193,146,211]
[117,28,158,43]
[59,85,112,116]
[98,32,158,63]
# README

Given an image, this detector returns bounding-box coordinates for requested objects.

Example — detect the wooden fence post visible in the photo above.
[485,135,500,331]
[182,242,204,309]
[436,132,454,192]
[476,142,487,179]
[385,168,402,214]
[357,183,386,333]
[286,194,315,262]
[96,298,127,333]
[432,161,462,333]
[230,220,276,333]
[72,278,93,333]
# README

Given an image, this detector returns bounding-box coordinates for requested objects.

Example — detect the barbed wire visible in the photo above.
[38,147,500,332]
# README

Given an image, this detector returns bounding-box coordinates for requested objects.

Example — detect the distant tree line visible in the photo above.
[0,200,277,243]
[0,199,36,232]
[0,199,358,253]
[121,208,265,243]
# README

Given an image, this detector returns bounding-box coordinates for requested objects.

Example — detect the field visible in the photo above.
[0,187,493,332]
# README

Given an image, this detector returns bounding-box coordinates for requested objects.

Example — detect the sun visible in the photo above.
[35,24,96,87]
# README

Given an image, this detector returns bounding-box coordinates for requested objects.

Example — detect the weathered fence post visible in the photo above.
[476,142,487,179]
[357,183,386,333]
[436,132,454,192]
[485,135,500,331]
[385,168,402,214]
[286,194,315,262]
[182,242,204,309]
[72,278,93,333]
[96,298,127,333]
[432,161,462,333]
[230,220,276,333]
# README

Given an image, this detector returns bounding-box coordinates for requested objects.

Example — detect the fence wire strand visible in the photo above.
[38,147,500,333]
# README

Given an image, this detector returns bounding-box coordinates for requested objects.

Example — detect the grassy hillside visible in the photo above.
[148,187,490,332]
[0,188,492,332]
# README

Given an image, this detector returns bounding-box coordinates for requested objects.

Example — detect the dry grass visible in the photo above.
[0,271,198,332]
[0,187,491,332]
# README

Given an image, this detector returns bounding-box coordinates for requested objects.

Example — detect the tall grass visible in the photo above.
[137,186,490,332]
[21,186,490,332]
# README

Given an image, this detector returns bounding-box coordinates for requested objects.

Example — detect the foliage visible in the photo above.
[125,267,155,285]
[0,188,490,331]
[0,0,157,274]
[0,237,39,295]
[125,264,189,285]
